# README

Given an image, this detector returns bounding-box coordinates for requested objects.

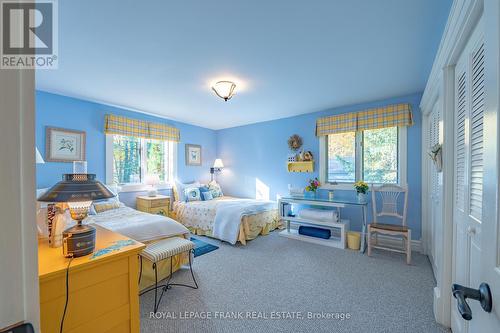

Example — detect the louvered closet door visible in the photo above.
[451,19,484,333]
[428,102,442,275]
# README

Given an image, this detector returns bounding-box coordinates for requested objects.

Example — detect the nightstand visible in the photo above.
[136,194,170,217]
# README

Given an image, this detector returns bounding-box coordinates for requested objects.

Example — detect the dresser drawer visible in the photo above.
[151,198,169,208]
[149,206,169,216]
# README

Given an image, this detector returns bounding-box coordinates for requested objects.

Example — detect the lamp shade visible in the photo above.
[37,174,115,203]
[145,174,160,186]
[36,148,45,164]
[213,159,224,168]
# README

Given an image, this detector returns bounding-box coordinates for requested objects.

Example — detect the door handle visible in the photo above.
[452,283,492,321]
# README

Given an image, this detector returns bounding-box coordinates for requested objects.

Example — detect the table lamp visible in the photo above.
[38,174,115,257]
[145,174,160,197]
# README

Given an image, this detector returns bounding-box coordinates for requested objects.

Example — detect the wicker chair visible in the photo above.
[367,184,411,264]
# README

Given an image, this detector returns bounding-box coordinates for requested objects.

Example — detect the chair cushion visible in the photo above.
[141,237,194,263]
[370,223,409,232]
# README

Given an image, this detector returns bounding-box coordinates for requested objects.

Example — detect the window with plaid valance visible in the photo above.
[316,103,413,136]
[104,114,180,142]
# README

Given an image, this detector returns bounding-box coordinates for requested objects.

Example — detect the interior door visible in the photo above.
[428,101,443,276]
[467,0,500,331]
[451,17,484,333]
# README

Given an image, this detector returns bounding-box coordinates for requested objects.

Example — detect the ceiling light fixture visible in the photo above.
[212,81,236,101]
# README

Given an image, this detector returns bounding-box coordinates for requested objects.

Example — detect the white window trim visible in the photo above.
[319,126,407,190]
[105,134,177,193]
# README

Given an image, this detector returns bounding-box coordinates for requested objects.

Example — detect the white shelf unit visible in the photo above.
[278,197,349,249]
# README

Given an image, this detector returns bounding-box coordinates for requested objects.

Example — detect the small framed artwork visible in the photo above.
[185,144,202,166]
[45,127,86,162]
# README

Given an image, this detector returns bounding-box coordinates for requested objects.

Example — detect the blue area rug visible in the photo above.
[190,237,219,257]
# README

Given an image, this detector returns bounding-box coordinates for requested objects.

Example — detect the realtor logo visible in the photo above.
[1,0,58,69]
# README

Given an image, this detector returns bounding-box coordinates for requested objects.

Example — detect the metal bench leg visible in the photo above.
[166,249,198,290]
[188,249,199,289]
[139,261,168,312]
[139,250,198,312]
[152,262,168,313]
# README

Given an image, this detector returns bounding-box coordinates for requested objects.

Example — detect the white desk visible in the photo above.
[278,196,368,252]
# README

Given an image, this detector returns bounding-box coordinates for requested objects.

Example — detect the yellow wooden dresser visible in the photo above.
[136,194,170,217]
[38,225,145,333]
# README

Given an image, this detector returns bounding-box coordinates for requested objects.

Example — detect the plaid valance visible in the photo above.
[105,114,180,142]
[316,103,413,136]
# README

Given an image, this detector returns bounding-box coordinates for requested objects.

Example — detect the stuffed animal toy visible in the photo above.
[303,151,313,161]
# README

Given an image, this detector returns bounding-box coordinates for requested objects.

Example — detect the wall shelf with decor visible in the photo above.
[287,161,314,173]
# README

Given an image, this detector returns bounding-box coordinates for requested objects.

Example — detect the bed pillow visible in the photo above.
[93,201,121,213]
[202,191,214,201]
[175,180,200,202]
[208,181,223,198]
[198,186,211,200]
[184,187,201,202]
[90,184,121,212]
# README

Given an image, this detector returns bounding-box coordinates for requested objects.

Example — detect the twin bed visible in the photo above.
[86,196,280,289]
[39,185,280,290]
[173,196,281,245]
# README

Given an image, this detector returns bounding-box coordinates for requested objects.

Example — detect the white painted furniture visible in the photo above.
[367,184,410,264]
[278,196,368,251]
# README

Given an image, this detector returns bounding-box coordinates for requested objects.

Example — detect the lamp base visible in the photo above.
[62,223,96,257]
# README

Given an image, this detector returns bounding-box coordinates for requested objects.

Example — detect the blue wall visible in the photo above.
[35,91,217,206]
[36,91,422,238]
[216,93,423,239]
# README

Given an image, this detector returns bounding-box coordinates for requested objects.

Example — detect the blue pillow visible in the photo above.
[175,180,200,202]
[185,187,201,202]
[199,186,210,200]
[202,191,214,201]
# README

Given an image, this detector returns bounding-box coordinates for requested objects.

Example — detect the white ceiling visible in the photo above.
[36,0,452,130]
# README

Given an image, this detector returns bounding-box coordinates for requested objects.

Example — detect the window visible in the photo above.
[327,132,356,183]
[363,127,398,183]
[321,126,406,187]
[106,134,175,187]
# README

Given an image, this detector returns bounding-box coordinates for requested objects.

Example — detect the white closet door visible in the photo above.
[451,18,484,333]
[468,42,484,221]
[428,101,442,275]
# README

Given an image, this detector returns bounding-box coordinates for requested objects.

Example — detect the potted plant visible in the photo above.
[305,178,320,198]
[354,181,369,202]
[428,143,442,172]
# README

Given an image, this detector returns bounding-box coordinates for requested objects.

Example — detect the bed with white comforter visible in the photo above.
[84,204,189,242]
[173,196,280,245]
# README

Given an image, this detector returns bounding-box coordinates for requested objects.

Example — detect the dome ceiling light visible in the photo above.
[212,81,236,101]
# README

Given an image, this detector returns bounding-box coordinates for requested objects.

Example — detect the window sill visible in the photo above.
[319,183,400,191]
[115,183,173,193]
[320,183,356,191]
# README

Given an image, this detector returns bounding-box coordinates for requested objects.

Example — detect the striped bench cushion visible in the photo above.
[141,237,194,263]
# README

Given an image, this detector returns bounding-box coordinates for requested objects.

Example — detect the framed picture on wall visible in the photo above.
[45,127,86,162]
[185,144,202,166]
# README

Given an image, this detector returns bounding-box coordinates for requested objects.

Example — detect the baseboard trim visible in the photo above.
[371,234,422,253]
